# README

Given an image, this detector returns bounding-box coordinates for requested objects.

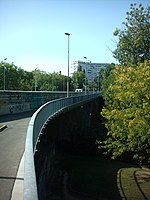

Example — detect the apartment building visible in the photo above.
[71,61,109,81]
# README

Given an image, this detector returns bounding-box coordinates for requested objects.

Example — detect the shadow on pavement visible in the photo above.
[0,176,24,181]
[0,111,34,123]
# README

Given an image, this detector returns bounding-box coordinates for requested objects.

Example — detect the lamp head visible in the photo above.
[65,33,70,36]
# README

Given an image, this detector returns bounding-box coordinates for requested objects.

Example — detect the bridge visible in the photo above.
[24,93,102,200]
[0,91,102,199]
[1,91,150,200]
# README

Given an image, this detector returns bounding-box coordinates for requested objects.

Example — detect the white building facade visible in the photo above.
[71,61,109,81]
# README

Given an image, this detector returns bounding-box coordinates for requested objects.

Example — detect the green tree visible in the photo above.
[32,69,49,91]
[0,61,6,90]
[0,62,19,90]
[17,68,33,90]
[113,3,150,66]
[99,63,115,92]
[50,72,67,91]
[0,61,34,90]
[72,70,86,91]
[0,61,70,91]
[98,61,150,165]
[32,70,68,91]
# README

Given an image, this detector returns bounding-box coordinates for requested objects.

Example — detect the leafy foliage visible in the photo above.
[72,70,86,90]
[0,62,33,90]
[113,4,150,66]
[0,61,70,91]
[99,61,150,165]
[32,70,68,91]
[99,63,115,92]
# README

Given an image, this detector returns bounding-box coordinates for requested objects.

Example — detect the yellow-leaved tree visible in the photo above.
[99,60,150,166]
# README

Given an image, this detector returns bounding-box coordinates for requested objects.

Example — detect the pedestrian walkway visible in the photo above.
[0,112,32,200]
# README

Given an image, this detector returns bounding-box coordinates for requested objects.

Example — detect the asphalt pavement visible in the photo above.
[0,112,33,200]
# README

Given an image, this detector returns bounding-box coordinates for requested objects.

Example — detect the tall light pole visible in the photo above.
[65,32,70,98]
[84,56,87,95]
[3,58,7,90]
[34,67,38,91]
[92,64,94,94]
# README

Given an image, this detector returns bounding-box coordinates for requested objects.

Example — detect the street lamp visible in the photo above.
[65,32,70,98]
[34,67,38,91]
[84,56,87,95]
[3,58,7,90]
[92,64,94,94]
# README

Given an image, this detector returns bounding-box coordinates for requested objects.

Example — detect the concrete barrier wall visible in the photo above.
[0,103,31,115]
[0,90,80,115]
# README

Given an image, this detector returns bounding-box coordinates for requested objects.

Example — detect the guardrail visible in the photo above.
[24,93,100,200]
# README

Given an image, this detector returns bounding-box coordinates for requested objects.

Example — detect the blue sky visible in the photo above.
[0,0,149,75]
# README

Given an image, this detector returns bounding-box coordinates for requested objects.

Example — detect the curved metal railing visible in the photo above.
[24,94,100,200]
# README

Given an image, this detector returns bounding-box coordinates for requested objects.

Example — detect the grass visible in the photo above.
[0,124,3,128]
[118,167,150,200]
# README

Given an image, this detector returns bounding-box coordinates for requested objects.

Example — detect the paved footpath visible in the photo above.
[0,112,32,200]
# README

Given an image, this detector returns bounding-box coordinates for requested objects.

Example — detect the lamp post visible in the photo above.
[3,58,7,90]
[34,67,38,91]
[65,32,70,98]
[92,64,94,94]
[84,56,87,95]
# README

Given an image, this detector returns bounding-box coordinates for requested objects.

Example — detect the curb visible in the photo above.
[11,153,24,200]
[0,125,7,132]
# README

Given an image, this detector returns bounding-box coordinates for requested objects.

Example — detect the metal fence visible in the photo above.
[24,93,100,200]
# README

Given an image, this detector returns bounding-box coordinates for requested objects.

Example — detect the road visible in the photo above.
[0,112,33,200]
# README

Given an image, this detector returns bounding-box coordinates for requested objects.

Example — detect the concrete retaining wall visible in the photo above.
[0,103,31,115]
[0,90,78,115]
